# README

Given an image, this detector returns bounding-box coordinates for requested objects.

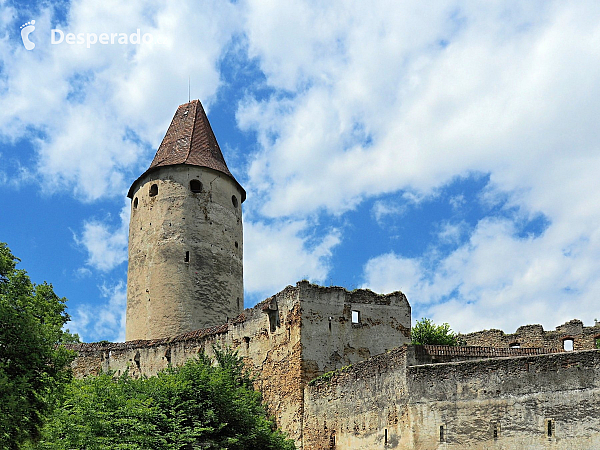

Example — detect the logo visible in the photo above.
[19,20,162,50]
[51,28,158,48]
[20,20,36,50]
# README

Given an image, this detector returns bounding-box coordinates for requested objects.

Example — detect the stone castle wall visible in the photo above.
[304,347,600,449]
[69,282,411,447]
[71,284,305,441]
[461,319,600,351]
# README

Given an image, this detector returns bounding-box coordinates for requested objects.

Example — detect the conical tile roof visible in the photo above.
[128,100,245,200]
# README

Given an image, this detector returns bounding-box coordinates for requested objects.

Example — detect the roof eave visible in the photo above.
[127,164,247,202]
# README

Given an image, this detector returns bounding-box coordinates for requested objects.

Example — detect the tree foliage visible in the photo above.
[411,317,461,346]
[32,348,296,450]
[0,243,77,449]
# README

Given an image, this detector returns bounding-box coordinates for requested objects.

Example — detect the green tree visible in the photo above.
[411,317,461,346]
[34,348,296,450]
[0,243,77,449]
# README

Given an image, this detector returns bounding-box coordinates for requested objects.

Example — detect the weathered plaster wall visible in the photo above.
[406,349,600,449]
[304,348,409,450]
[298,282,410,382]
[462,319,600,351]
[72,284,304,442]
[71,282,411,447]
[304,348,600,450]
[126,164,244,340]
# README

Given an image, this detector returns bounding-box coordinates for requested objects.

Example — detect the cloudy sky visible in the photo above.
[1,0,599,342]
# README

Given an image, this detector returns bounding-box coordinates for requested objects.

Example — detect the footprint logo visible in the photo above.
[20,20,36,50]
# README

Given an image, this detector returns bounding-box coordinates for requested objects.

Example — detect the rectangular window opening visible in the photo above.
[547,419,553,437]
[384,428,388,445]
[184,251,190,263]
[351,310,360,324]
[440,425,445,442]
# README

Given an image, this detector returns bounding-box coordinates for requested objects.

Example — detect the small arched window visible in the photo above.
[563,338,574,351]
[133,198,138,209]
[232,195,238,208]
[190,179,202,193]
[149,184,158,197]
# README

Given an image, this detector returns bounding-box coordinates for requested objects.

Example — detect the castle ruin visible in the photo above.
[69,100,600,449]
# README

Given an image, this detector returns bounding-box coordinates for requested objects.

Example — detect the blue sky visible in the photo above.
[1,1,599,342]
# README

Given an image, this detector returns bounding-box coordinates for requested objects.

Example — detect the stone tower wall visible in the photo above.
[126,164,244,340]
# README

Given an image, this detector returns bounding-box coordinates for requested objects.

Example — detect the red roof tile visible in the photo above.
[128,100,245,200]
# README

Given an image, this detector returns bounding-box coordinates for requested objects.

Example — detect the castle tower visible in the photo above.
[125,100,245,341]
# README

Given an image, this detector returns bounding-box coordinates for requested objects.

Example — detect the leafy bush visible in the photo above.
[31,348,296,450]
[0,243,77,449]
[411,318,461,346]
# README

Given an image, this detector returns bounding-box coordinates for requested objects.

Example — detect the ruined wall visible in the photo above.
[304,347,600,449]
[406,344,559,366]
[304,348,409,450]
[299,282,411,383]
[462,319,600,351]
[71,284,304,442]
[406,349,600,449]
[71,282,411,447]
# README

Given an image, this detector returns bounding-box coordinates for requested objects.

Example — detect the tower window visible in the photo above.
[546,419,554,437]
[492,422,500,439]
[235,241,239,249]
[232,195,238,208]
[351,310,360,324]
[133,197,138,209]
[440,425,445,442]
[190,179,202,193]
[563,338,574,351]
[184,251,189,263]
[149,184,158,197]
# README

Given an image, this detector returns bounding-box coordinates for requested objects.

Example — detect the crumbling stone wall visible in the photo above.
[304,347,600,449]
[461,319,600,351]
[298,281,411,383]
[71,284,305,442]
[406,344,558,366]
[304,348,409,450]
[70,282,410,448]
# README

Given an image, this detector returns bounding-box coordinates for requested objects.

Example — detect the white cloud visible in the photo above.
[362,216,600,333]
[239,3,600,219]
[437,221,466,245]
[237,1,600,332]
[74,199,130,272]
[372,200,406,225]
[3,0,600,339]
[244,219,341,299]
[67,280,127,342]
[0,0,240,200]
